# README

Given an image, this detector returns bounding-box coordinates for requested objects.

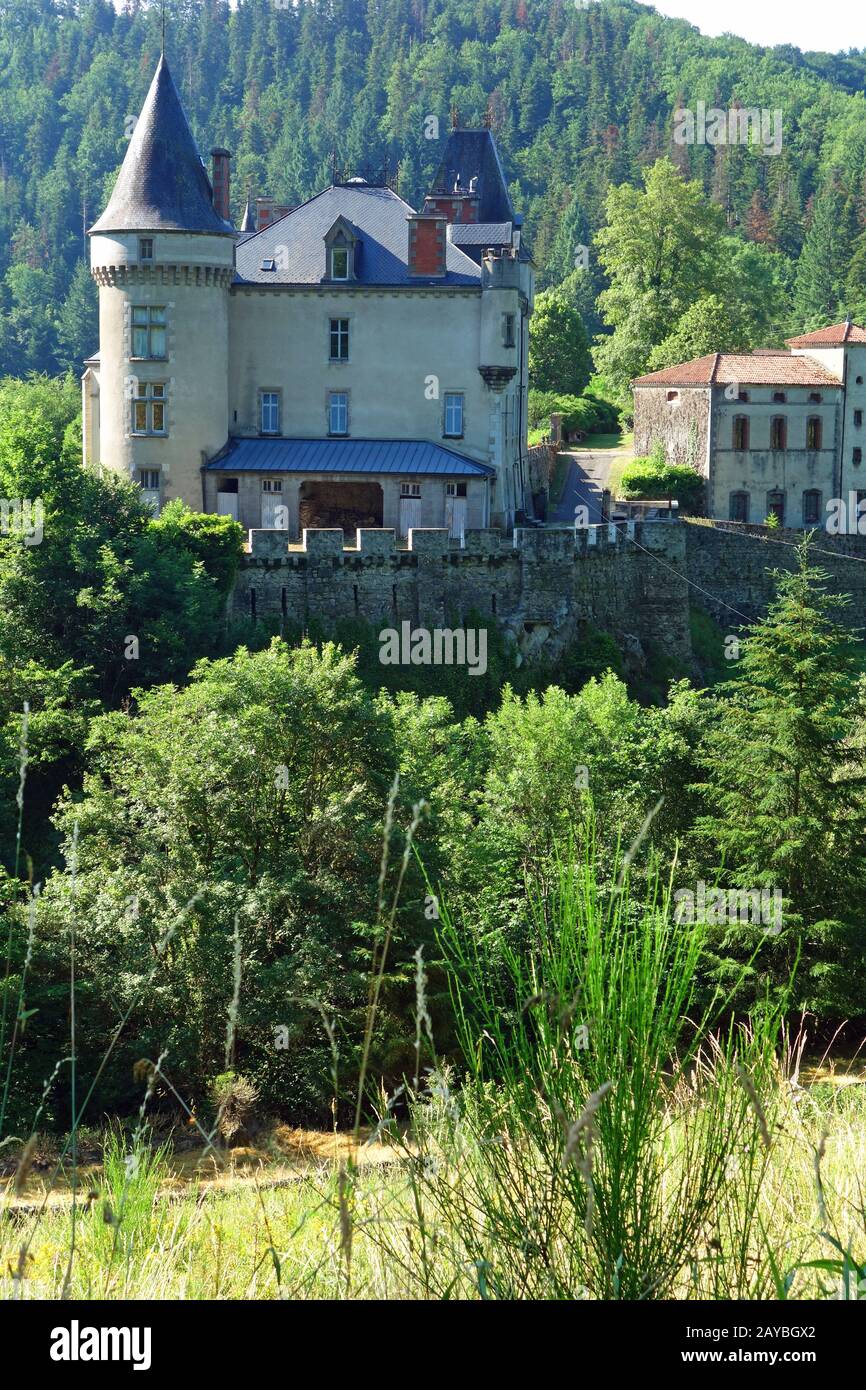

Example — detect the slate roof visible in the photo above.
[429,129,515,222]
[633,352,842,388]
[205,437,494,476]
[234,183,480,286]
[786,320,866,346]
[89,56,233,237]
[450,221,512,246]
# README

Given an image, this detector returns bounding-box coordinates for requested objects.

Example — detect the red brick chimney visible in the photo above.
[423,178,480,225]
[407,213,447,277]
[211,147,231,222]
[255,196,292,232]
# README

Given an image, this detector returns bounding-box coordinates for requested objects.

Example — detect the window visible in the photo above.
[329,318,349,361]
[738,390,750,402]
[330,247,349,280]
[729,491,749,522]
[262,479,282,493]
[260,258,277,273]
[401,483,421,498]
[733,415,749,450]
[139,237,154,262]
[137,469,160,516]
[666,390,679,403]
[131,382,167,435]
[772,391,787,403]
[131,306,166,359]
[770,416,787,450]
[855,410,863,427]
[503,313,516,348]
[806,416,822,450]
[328,391,348,435]
[809,392,823,403]
[766,490,785,524]
[444,392,464,437]
[854,447,863,465]
[446,482,467,498]
[803,489,821,525]
[260,391,280,434]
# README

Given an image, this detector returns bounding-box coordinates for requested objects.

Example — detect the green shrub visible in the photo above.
[619,456,704,509]
[527,390,621,439]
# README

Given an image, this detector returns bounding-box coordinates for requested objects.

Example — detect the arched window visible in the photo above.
[802,490,821,525]
[766,490,785,525]
[729,491,749,522]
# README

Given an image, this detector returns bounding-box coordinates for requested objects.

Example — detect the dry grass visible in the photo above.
[2,1079,864,1301]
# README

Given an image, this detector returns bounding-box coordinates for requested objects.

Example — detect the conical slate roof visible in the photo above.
[89,56,233,236]
[240,196,257,234]
[428,129,514,222]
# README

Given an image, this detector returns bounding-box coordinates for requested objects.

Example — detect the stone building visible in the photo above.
[632,319,866,526]
[83,55,534,538]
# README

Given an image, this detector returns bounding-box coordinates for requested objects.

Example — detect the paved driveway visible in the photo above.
[550,449,625,525]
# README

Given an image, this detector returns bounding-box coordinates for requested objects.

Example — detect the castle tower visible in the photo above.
[86,55,235,513]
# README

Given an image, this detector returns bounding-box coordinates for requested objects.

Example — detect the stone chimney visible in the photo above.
[211,147,231,222]
[407,213,447,277]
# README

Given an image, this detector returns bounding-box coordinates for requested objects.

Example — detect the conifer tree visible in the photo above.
[694,542,866,1013]
[793,187,848,329]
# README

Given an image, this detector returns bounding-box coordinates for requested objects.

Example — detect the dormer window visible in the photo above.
[323,216,358,282]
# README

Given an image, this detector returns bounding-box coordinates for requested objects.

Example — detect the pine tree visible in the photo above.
[745,188,773,245]
[694,542,866,1013]
[55,260,98,376]
[793,187,848,330]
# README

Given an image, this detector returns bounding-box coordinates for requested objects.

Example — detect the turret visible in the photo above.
[86,55,235,514]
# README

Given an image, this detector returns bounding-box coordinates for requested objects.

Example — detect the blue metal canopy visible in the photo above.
[205,437,494,477]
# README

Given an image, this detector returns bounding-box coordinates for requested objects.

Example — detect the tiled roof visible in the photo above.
[206,437,494,476]
[234,183,480,287]
[633,352,842,388]
[428,130,514,222]
[786,321,866,346]
[89,56,233,237]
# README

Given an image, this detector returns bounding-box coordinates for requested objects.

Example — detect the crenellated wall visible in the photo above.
[233,520,692,669]
[231,518,866,675]
[681,520,866,627]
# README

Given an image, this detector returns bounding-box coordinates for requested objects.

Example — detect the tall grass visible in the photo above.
[375,847,788,1299]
